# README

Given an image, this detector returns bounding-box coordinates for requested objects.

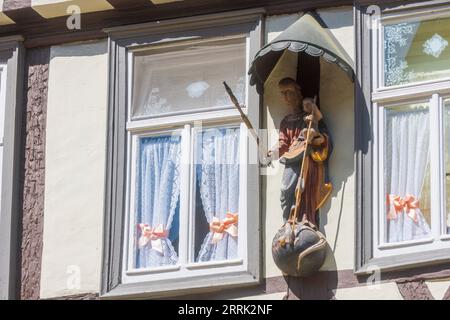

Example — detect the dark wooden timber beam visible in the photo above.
[2,0,47,24]
[18,47,50,300]
[0,0,354,48]
[105,0,156,10]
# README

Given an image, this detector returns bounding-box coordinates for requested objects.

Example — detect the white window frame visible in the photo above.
[124,35,251,284]
[0,63,8,210]
[370,6,450,259]
[0,36,24,300]
[101,9,263,299]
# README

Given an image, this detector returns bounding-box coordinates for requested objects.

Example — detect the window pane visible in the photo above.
[445,99,450,234]
[134,134,181,269]
[384,17,450,87]
[384,103,432,243]
[132,39,246,117]
[193,127,240,262]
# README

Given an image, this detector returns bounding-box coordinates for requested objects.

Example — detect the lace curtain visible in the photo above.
[385,107,432,243]
[135,135,181,268]
[196,128,240,262]
[384,18,450,86]
[384,22,420,86]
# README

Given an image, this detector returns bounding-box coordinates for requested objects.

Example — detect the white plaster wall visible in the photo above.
[263,7,355,278]
[319,59,355,271]
[233,292,286,300]
[334,282,404,300]
[426,279,450,300]
[40,40,108,299]
[317,7,355,65]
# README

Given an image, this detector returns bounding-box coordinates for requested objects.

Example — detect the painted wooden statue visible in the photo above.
[224,78,333,277]
[264,77,333,277]
[266,77,333,226]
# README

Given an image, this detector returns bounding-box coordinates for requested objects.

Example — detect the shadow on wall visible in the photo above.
[319,60,354,245]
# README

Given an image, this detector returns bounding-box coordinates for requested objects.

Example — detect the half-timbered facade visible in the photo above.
[0,0,449,300]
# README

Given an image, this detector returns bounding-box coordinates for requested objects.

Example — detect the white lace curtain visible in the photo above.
[384,22,420,86]
[385,107,432,243]
[135,135,181,268]
[196,128,240,262]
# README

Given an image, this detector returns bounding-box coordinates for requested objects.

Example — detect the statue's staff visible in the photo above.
[223,81,271,166]
[289,112,313,226]
[288,96,317,227]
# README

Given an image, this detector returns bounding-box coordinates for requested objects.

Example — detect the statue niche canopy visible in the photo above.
[248,11,355,97]
[247,12,356,278]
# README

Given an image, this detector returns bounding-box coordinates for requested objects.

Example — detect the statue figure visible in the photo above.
[266,77,333,227]
[223,78,333,277]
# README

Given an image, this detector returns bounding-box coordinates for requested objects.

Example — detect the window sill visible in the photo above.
[377,237,434,250]
[185,258,244,270]
[100,270,259,300]
[440,234,450,241]
[354,247,450,276]
[126,265,181,276]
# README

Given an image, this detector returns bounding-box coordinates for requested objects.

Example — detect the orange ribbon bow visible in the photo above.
[387,194,420,223]
[209,213,238,244]
[138,223,168,254]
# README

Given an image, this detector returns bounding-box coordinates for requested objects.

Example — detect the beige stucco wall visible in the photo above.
[40,40,108,299]
[426,279,450,300]
[263,7,355,278]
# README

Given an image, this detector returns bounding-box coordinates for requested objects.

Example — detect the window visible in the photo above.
[124,39,248,281]
[102,10,262,298]
[383,16,450,87]
[369,6,450,264]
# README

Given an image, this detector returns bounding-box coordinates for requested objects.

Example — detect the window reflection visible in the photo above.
[384,17,450,86]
